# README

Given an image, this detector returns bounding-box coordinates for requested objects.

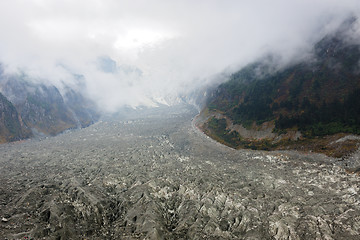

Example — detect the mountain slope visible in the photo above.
[0,92,31,143]
[0,73,100,141]
[199,19,360,157]
[64,88,100,128]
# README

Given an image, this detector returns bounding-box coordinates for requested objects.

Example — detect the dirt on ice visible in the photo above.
[0,104,360,239]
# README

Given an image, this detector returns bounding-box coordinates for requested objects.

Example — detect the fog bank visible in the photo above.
[0,0,360,112]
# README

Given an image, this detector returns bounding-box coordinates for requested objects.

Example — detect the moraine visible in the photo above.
[0,104,359,239]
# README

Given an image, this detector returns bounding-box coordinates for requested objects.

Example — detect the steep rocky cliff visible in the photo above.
[0,92,31,143]
[0,73,100,141]
[64,88,100,128]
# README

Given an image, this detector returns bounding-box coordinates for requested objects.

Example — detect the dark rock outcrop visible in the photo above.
[0,73,100,141]
[0,92,31,143]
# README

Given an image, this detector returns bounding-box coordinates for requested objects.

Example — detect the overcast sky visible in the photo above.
[0,0,359,111]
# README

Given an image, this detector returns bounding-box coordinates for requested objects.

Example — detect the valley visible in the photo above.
[1,104,359,239]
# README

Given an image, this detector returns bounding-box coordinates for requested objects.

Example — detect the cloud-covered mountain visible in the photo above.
[1,1,360,143]
[0,70,99,142]
[1,1,360,112]
[198,17,360,157]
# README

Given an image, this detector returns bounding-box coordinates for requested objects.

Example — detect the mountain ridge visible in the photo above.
[198,19,360,157]
[0,72,100,142]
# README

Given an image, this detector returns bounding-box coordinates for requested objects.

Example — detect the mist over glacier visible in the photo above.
[1,0,360,112]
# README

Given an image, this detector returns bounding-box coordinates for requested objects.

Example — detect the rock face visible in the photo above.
[0,92,31,143]
[0,73,100,140]
[0,104,359,239]
[63,88,100,128]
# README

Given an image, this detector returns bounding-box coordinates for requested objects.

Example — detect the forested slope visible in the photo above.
[200,19,360,157]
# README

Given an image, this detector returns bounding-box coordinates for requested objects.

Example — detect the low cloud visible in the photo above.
[0,0,359,112]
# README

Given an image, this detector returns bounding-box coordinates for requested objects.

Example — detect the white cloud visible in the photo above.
[0,0,359,111]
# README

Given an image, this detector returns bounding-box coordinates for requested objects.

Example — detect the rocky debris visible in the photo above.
[0,104,359,239]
